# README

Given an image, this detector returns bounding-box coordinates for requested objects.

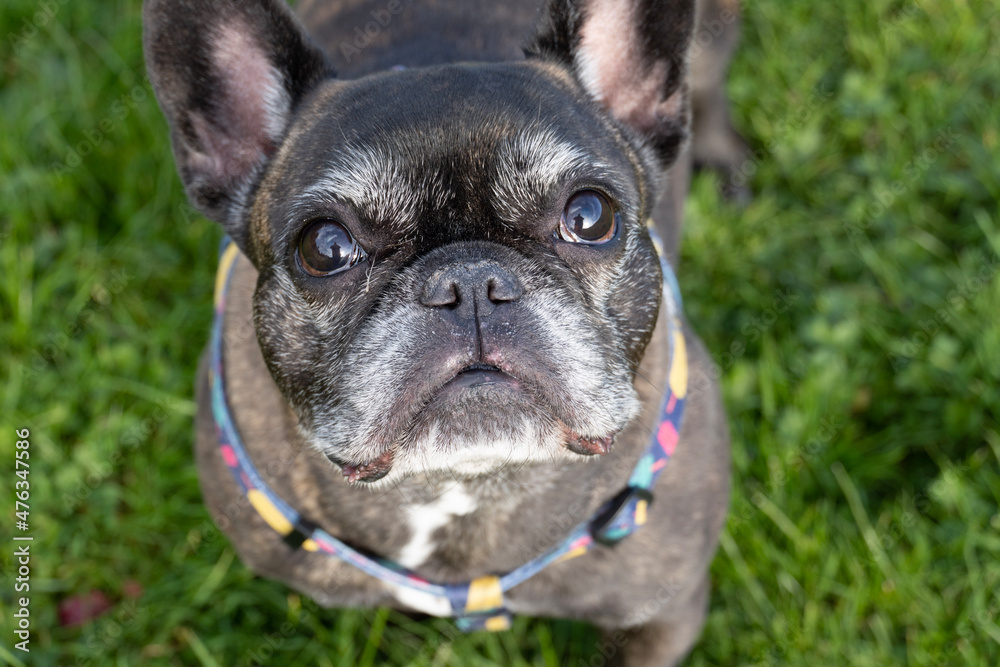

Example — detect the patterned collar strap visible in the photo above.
[209,223,687,632]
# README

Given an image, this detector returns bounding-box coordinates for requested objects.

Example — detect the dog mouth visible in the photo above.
[437,362,519,393]
[325,362,620,484]
[328,426,616,485]
[327,363,521,483]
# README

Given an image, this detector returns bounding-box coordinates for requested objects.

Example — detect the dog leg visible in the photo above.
[607,576,710,667]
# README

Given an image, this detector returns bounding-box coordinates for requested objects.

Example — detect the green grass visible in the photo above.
[1,0,998,664]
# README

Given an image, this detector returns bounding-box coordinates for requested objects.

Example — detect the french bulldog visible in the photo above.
[144,0,737,663]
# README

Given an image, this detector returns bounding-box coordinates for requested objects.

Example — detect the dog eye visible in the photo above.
[297,219,367,276]
[557,190,618,244]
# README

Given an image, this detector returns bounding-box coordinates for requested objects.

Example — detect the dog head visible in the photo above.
[145,0,696,483]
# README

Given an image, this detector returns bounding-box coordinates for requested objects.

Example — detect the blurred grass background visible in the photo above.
[1,0,998,665]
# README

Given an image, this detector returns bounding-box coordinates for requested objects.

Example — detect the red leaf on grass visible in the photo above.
[58,590,113,627]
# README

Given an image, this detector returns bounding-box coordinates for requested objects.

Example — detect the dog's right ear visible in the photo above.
[528,0,696,170]
[144,0,331,251]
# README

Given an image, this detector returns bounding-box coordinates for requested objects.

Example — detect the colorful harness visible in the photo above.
[210,224,688,632]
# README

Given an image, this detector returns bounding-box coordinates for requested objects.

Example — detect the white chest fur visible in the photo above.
[397,483,477,568]
[391,483,478,616]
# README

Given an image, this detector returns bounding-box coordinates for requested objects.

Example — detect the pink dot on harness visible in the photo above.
[657,421,679,456]
[220,445,238,467]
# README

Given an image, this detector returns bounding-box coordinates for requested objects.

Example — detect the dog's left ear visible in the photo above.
[529,0,696,168]
[144,0,332,252]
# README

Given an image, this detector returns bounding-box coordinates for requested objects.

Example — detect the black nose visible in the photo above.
[420,260,524,319]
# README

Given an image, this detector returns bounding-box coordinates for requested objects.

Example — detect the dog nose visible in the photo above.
[420,260,524,319]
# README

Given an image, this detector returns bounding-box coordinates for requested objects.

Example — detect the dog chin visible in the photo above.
[393,419,566,478]
[395,414,569,479]
[307,374,641,484]
[308,415,578,487]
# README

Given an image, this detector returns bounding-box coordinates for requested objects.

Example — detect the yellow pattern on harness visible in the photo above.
[465,576,504,613]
